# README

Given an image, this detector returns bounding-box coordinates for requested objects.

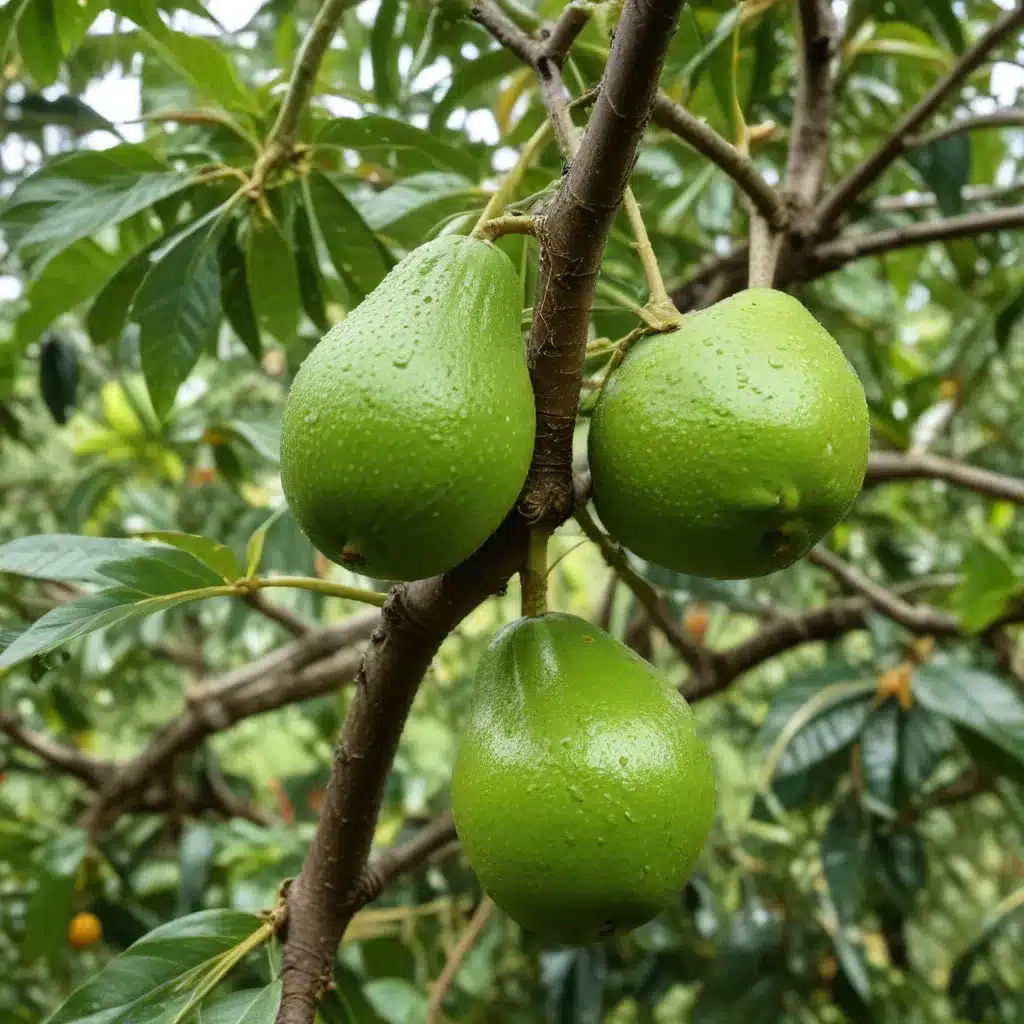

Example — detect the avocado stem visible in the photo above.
[621,187,681,326]
[475,214,540,243]
[521,527,553,616]
[470,120,553,239]
[246,576,388,607]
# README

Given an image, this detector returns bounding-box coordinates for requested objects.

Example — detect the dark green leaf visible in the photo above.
[133,208,225,418]
[219,226,262,360]
[949,890,1024,999]
[293,201,329,333]
[875,828,926,910]
[363,979,427,1024]
[822,802,867,925]
[957,727,1024,784]
[245,215,302,344]
[862,702,899,809]
[16,0,61,86]
[87,240,162,348]
[429,49,520,134]
[316,118,479,180]
[906,135,971,217]
[922,0,965,53]
[176,823,215,917]
[38,334,79,425]
[370,0,400,106]
[221,417,281,464]
[898,705,952,793]
[0,533,157,584]
[46,909,263,1024]
[832,928,872,1002]
[136,531,242,582]
[994,289,1024,352]
[95,546,225,593]
[913,663,1024,768]
[542,947,605,1024]
[23,829,88,963]
[307,171,393,301]
[0,92,112,134]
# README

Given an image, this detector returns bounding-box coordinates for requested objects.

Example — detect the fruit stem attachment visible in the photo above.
[470,120,552,238]
[622,188,681,329]
[475,214,540,242]
[521,527,552,617]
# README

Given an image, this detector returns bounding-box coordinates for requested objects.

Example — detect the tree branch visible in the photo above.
[359,811,457,903]
[518,0,687,524]
[244,592,310,637]
[0,712,113,786]
[898,767,992,826]
[811,206,1024,275]
[908,108,1024,149]
[574,506,716,684]
[807,547,959,633]
[784,0,837,211]
[865,451,1024,505]
[650,95,788,229]
[816,4,1024,230]
[426,897,496,1024]
[870,180,1024,215]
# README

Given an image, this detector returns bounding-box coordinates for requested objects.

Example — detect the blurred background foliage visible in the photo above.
[0,0,1023,1022]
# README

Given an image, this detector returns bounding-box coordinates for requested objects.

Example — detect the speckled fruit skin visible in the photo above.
[588,288,869,580]
[280,235,535,582]
[451,613,715,945]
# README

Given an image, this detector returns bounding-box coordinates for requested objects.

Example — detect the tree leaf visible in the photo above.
[133,531,242,582]
[306,171,393,301]
[370,0,400,107]
[221,417,281,464]
[913,663,1024,769]
[95,546,225,593]
[951,537,1020,633]
[822,802,867,925]
[316,118,479,180]
[293,200,329,333]
[922,0,965,53]
[0,533,157,584]
[45,909,263,1024]
[861,702,899,810]
[428,48,521,134]
[994,288,1024,352]
[16,0,61,86]
[363,979,427,1024]
[906,134,971,217]
[133,208,226,418]
[898,705,952,794]
[245,507,285,577]
[831,928,872,1002]
[38,334,80,426]
[244,214,301,344]
[218,225,262,360]
[87,238,162,347]
[949,887,1024,999]
[542,946,605,1024]
[0,583,229,670]
[176,823,215,917]
[23,829,88,963]
[874,828,926,910]
[197,984,283,1024]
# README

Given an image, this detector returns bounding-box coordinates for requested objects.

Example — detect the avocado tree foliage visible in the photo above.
[1,0,1024,1022]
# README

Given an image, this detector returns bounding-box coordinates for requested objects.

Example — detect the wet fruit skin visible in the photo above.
[68,911,102,948]
[451,613,715,945]
[280,235,535,582]
[588,288,869,580]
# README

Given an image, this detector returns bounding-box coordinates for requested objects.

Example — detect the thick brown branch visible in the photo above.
[909,108,1024,149]
[0,712,113,786]
[817,5,1024,230]
[865,451,1024,504]
[276,524,527,1024]
[785,0,837,210]
[520,0,687,525]
[650,96,788,229]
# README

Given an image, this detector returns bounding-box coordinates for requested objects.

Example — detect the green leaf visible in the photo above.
[822,802,866,925]
[898,705,952,794]
[542,947,605,1024]
[906,134,971,216]
[922,0,965,53]
[133,532,242,582]
[861,702,899,810]
[370,0,400,106]
[874,828,926,910]
[133,208,226,418]
[0,533,157,584]
[429,49,521,134]
[293,201,329,333]
[8,169,194,267]
[221,417,281,464]
[23,829,88,963]
[364,979,427,1024]
[957,727,1024,784]
[949,888,1024,999]
[115,0,259,115]
[16,239,122,349]
[245,215,302,344]
[994,288,1024,352]
[198,984,283,1024]
[316,118,479,181]
[218,226,262,360]
[96,546,225,593]
[16,0,61,86]
[245,507,285,577]
[952,538,1021,633]
[45,909,263,1024]
[87,239,162,347]
[176,823,215,917]
[831,928,872,1002]
[913,663,1024,772]
[307,171,394,301]
[0,91,111,134]
[0,584,228,670]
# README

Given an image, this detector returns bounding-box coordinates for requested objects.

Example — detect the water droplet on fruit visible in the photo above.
[304,411,318,425]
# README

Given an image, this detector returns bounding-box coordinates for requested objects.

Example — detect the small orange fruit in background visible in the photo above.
[684,602,710,644]
[68,911,102,948]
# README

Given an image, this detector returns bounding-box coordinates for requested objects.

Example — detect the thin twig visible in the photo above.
[244,592,310,637]
[865,451,1024,504]
[426,897,497,1024]
[0,712,113,786]
[908,108,1024,149]
[817,5,1024,230]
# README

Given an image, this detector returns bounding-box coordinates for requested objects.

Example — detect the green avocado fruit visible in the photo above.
[451,612,715,944]
[280,235,535,581]
[588,288,869,580]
